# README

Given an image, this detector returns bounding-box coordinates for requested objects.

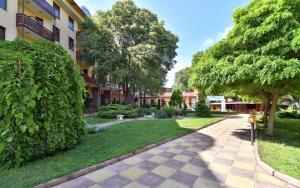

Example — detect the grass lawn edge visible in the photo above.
[255,141,300,187]
[35,117,226,188]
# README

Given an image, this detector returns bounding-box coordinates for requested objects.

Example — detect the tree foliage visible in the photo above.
[173,67,191,91]
[190,0,300,136]
[79,0,178,104]
[169,88,183,108]
[0,40,85,168]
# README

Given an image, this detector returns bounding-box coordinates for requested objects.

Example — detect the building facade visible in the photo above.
[0,0,112,109]
[208,96,263,113]
[135,90,198,110]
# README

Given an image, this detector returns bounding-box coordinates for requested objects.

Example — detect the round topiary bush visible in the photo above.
[0,40,85,168]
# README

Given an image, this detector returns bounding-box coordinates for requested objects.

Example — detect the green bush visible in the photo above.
[136,107,148,116]
[149,107,157,115]
[97,104,139,119]
[155,107,176,119]
[177,108,188,116]
[277,111,300,119]
[0,40,85,168]
[195,102,211,117]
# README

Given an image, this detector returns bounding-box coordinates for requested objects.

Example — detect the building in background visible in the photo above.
[135,89,198,110]
[208,96,263,113]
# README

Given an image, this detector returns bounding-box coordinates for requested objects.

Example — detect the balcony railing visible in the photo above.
[33,0,55,17]
[16,13,54,41]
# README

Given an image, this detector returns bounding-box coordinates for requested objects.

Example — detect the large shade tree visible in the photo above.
[79,0,178,104]
[173,67,192,91]
[190,0,300,136]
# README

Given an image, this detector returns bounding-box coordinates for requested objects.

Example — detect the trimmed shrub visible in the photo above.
[155,107,176,119]
[97,104,139,119]
[195,102,211,117]
[177,108,188,116]
[149,107,157,115]
[0,40,85,168]
[277,111,300,119]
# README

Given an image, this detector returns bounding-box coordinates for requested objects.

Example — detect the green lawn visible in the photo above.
[0,117,223,188]
[84,115,113,125]
[258,119,300,179]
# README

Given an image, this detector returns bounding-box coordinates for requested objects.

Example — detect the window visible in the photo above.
[53,26,60,42]
[0,26,5,40]
[53,2,60,18]
[68,37,74,51]
[68,17,74,31]
[0,0,6,10]
[36,17,43,26]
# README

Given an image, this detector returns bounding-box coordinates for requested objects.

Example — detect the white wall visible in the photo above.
[0,0,18,40]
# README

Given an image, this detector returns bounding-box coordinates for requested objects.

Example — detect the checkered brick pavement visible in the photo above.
[55,115,297,188]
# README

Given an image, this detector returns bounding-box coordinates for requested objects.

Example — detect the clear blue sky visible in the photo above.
[75,0,250,87]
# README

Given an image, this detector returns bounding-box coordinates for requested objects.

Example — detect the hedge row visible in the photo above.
[0,40,85,168]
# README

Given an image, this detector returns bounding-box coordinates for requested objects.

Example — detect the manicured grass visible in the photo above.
[84,115,113,125]
[258,119,300,180]
[0,117,223,188]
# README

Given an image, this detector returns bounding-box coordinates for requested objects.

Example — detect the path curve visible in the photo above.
[55,115,296,188]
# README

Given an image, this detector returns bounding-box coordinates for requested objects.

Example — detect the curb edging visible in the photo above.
[254,141,300,187]
[35,118,226,188]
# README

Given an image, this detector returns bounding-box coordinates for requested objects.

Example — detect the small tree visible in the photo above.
[169,88,183,108]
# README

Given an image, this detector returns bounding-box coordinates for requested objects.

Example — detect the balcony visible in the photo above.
[24,0,55,18]
[16,13,54,41]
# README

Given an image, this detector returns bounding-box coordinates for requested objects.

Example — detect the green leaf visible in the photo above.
[7,137,13,143]
[0,143,4,154]
[20,125,27,133]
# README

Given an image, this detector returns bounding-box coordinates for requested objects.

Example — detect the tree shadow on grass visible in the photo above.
[58,120,227,188]
[1,118,224,188]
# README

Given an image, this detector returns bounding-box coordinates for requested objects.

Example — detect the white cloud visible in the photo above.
[202,38,215,48]
[165,56,191,88]
[201,26,233,50]
[218,26,233,39]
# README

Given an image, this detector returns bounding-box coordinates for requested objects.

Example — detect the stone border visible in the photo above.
[35,118,226,188]
[254,142,300,187]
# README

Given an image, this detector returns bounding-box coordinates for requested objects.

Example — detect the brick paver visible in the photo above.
[55,115,297,188]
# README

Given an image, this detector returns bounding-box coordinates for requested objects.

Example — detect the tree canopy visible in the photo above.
[169,88,183,108]
[79,0,178,104]
[173,67,192,91]
[190,0,300,136]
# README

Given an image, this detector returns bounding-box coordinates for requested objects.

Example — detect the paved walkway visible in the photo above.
[55,115,296,188]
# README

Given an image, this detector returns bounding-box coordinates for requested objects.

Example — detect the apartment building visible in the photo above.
[0,0,124,110]
[0,0,99,103]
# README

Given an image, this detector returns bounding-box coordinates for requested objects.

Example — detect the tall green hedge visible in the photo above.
[0,40,85,168]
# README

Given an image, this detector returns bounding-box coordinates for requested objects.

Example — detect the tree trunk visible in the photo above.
[259,104,264,115]
[263,103,268,128]
[267,90,279,137]
[139,91,142,107]
[143,92,146,107]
